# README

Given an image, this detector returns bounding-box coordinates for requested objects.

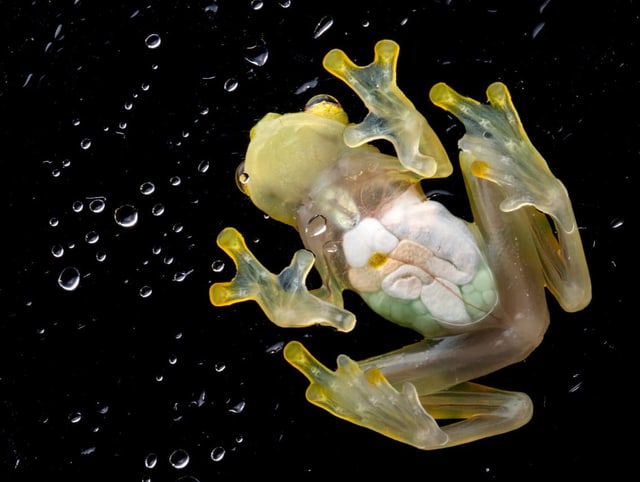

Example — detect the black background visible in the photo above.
[1,0,635,480]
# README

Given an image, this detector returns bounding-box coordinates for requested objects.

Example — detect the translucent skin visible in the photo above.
[210,40,591,449]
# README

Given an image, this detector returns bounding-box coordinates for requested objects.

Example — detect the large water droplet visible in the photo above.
[114,204,139,227]
[168,448,190,469]
[58,267,80,291]
[313,16,333,39]
[210,446,225,462]
[145,33,161,49]
[244,43,269,67]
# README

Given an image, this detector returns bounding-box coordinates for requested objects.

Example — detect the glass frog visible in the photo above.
[210,40,591,449]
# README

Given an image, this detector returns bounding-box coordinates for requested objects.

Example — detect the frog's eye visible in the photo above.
[304,94,348,124]
[235,161,250,195]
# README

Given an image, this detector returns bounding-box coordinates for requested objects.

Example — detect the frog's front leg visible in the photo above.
[324,39,452,179]
[210,227,355,332]
[430,82,591,311]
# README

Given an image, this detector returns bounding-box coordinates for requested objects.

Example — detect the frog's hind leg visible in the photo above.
[284,341,531,449]
[420,382,533,447]
[210,227,355,332]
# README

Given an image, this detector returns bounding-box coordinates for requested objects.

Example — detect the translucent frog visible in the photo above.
[210,40,591,449]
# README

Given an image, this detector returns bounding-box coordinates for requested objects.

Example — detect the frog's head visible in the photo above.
[237,95,350,226]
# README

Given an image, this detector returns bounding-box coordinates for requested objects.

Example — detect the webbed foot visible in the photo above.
[210,228,355,332]
[323,39,452,179]
[430,82,575,233]
[284,340,448,449]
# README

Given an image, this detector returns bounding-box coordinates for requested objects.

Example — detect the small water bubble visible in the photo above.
[235,434,244,444]
[362,19,370,27]
[51,168,61,177]
[294,77,318,95]
[278,0,291,7]
[72,118,81,126]
[114,204,139,228]
[80,138,92,150]
[49,217,59,227]
[72,200,84,213]
[532,22,545,39]
[140,181,155,195]
[313,16,334,39]
[85,231,99,244]
[609,217,624,229]
[124,101,133,111]
[152,245,162,255]
[89,199,106,213]
[223,78,238,92]
[210,446,225,462]
[62,158,71,167]
[173,270,192,282]
[69,411,82,423]
[139,286,152,298]
[163,256,174,265]
[228,400,245,414]
[151,203,165,216]
[214,362,226,373]
[172,223,183,233]
[168,448,190,469]
[144,453,158,469]
[197,160,210,173]
[305,214,327,237]
[200,107,209,115]
[96,251,107,262]
[265,341,284,354]
[58,267,80,291]
[118,121,128,130]
[168,355,178,365]
[145,33,162,49]
[211,260,225,273]
[250,0,263,9]
[170,176,181,186]
[52,244,64,258]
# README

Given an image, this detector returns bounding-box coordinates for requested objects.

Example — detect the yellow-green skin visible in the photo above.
[211,40,591,450]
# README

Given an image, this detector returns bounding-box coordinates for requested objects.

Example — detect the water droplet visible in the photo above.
[140,181,155,195]
[62,158,71,167]
[49,217,59,227]
[244,43,269,67]
[305,214,327,237]
[163,256,174,265]
[51,168,61,177]
[139,286,152,298]
[145,33,162,49]
[144,453,158,469]
[197,160,210,173]
[168,354,177,365]
[169,176,181,186]
[228,400,245,414]
[151,203,165,216]
[214,362,226,373]
[152,245,162,255]
[72,118,81,126]
[114,204,139,228]
[52,245,64,258]
[141,82,150,91]
[532,22,545,39]
[58,267,80,291]
[294,77,318,95]
[211,260,225,273]
[265,341,284,354]
[80,138,92,150]
[250,0,263,9]
[85,231,99,244]
[362,19,370,27]
[210,446,225,462]
[96,251,107,262]
[223,78,238,92]
[72,200,84,213]
[168,448,190,469]
[89,198,106,213]
[124,101,133,111]
[200,107,209,115]
[172,223,183,233]
[118,121,128,130]
[278,0,291,7]
[313,16,333,39]
[235,434,244,444]
[69,411,82,423]
[173,270,192,282]
[609,217,624,229]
